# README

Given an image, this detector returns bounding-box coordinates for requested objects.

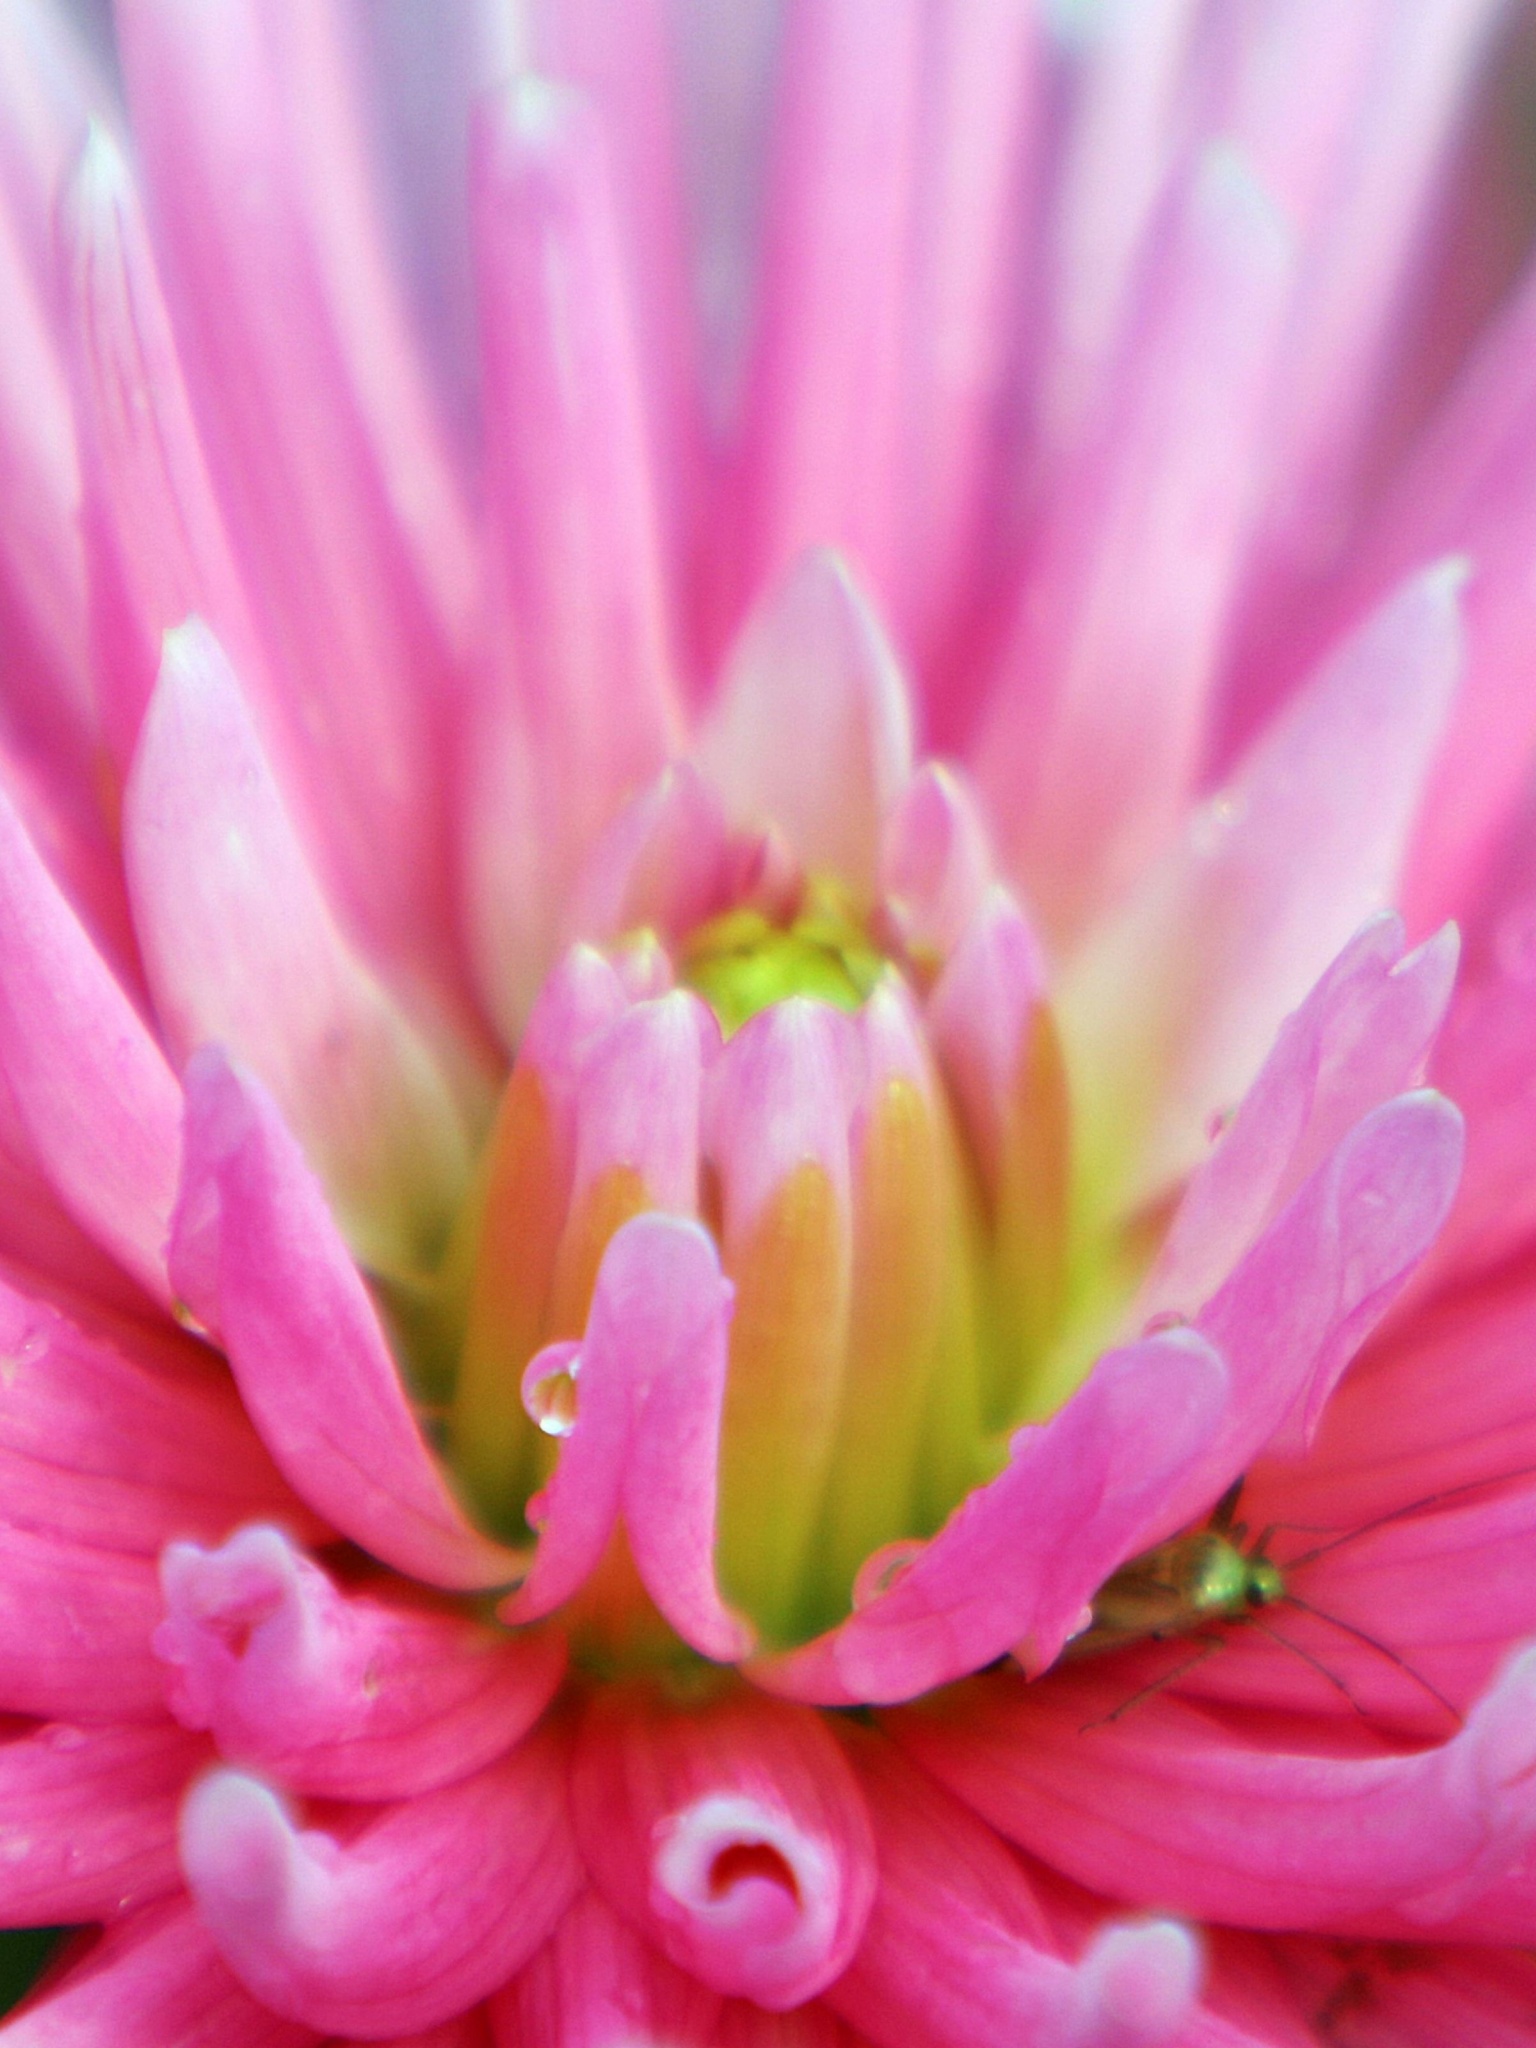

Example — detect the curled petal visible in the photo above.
[180,1729,579,2038]
[754,1326,1227,1705]
[156,1525,565,1799]
[503,1214,751,1661]
[169,1050,521,1591]
[571,1685,877,2010]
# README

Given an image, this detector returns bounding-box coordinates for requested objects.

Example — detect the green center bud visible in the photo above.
[681,881,887,1035]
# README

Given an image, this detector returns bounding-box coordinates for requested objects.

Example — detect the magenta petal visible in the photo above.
[124,618,472,1277]
[489,1890,723,2048]
[0,1720,203,1925]
[0,1279,320,1555]
[699,550,913,899]
[0,1524,165,1723]
[0,786,181,1305]
[156,1524,565,1800]
[0,1897,319,2047]
[754,1326,1227,1705]
[504,1215,751,1661]
[901,1646,1536,1935]
[828,1736,1200,2048]
[180,1730,579,2038]
[571,1686,877,2010]
[169,1050,521,1591]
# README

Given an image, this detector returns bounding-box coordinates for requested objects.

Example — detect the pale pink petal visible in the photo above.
[877,765,994,972]
[169,1050,521,1591]
[698,550,913,899]
[900,1646,1536,1933]
[0,1898,319,2048]
[156,1524,565,1800]
[565,992,711,1220]
[61,124,266,775]
[465,75,680,1039]
[978,143,1294,940]
[753,1326,1227,1705]
[182,1731,579,2038]
[0,1720,203,1925]
[926,885,1047,1193]
[1150,1090,1464,1529]
[0,1525,165,1721]
[0,788,181,1305]
[1061,559,1464,1209]
[732,0,923,614]
[124,619,472,1278]
[504,1215,751,1661]
[563,761,734,951]
[706,994,856,1246]
[113,0,474,988]
[828,1735,1200,2048]
[571,1686,876,2010]
[1139,915,1459,1325]
[488,1890,723,2048]
[0,1280,321,1554]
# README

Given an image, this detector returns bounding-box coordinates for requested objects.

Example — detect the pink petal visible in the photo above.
[0,1524,166,1721]
[1153,1089,1463,1529]
[0,1720,203,1925]
[0,1898,319,2047]
[113,0,474,988]
[926,886,1048,1195]
[699,550,913,899]
[124,619,472,1278]
[180,1728,580,2038]
[465,75,679,1039]
[1273,1941,1536,2048]
[156,1524,565,1800]
[1139,915,1459,1325]
[979,142,1294,940]
[0,1280,320,1555]
[61,124,265,775]
[564,991,711,1221]
[732,0,924,614]
[571,1685,876,2010]
[899,1646,1536,1934]
[1422,960,1536,1287]
[0,786,181,1306]
[504,1214,751,1661]
[877,765,995,972]
[752,1326,1227,1705]
[488,1890,723,2048]
[1061,559,1464,1208]
[828,1734,1201,2048]
[563,761,734,951]
[169,1050,521,1591]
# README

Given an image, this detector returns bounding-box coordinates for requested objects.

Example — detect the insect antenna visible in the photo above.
[1273,1460,1536,1572]
[1078,1632,1225,1732]
[1245,1614,1378,1722]
[1280,1592,1463,1730]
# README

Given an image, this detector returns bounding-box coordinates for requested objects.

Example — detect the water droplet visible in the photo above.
[852,1539,926,1609]
[522,1343,582,1436]
[1142,1309,1189,1337]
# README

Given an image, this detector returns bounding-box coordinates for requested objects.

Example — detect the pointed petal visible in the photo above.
[980,143,1294,937]
[898,1647,1536,1933]
[504,1215,750,1661]
[753,1326,1227,1705]
[571,1685,876,2010]
[113,0,474,984]
[0,1720,202,1925]
[564,761,733,950]
[699,551,912,898]
[169,1051,521,1590]
[0,788,181,1305]
[877,765,994,972]
[465,75,679,1037]
[0,1898,319,2048]
[124,620,471,1278]
[156,1524,565,1800]
[181,1731,580,2037]
[1062,559,1464,1209]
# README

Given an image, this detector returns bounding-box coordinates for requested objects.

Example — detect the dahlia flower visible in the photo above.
[3,0,1536,2041]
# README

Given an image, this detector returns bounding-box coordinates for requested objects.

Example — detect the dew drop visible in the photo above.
[852,1539,926,1609]
[1142,1309,1189,1336]
[522,1342,582,1436]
